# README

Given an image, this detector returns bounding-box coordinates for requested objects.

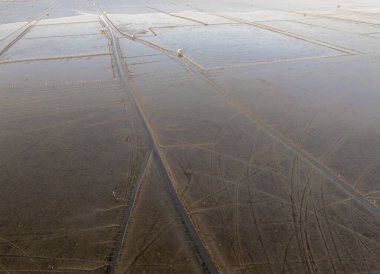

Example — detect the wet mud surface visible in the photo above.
[1,0,380,273]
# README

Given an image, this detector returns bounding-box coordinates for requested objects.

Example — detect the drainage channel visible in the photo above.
[99,14,220,274]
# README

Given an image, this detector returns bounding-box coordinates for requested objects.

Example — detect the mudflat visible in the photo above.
[1,0,380,273]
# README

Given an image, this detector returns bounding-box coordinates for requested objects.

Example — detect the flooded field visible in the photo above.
[1,0,380,273]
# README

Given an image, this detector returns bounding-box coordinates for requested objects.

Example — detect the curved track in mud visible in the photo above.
[103,8,380,219]
[2,0,380,273]
[99,14,220,274]
[178,12,380,218]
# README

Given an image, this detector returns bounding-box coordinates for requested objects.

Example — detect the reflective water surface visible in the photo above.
[1,0,380,273]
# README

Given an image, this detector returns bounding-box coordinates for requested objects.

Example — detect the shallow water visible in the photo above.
[1,0,380,273]
[146,24,342,68]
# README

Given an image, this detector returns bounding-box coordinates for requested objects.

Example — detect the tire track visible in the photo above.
[179,51,380,219]
[108,6,380,218]
[106,151,152,274]
[310,195,338,274]
[99,13,220,274]
[96,7,380,273]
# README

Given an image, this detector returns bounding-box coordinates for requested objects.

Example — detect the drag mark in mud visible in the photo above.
[99,14,220,274]
[99,10,380,244]
[171,43,380,219]
[94,13,374,224]
[106,152,153,273]
[0,236,42,272]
